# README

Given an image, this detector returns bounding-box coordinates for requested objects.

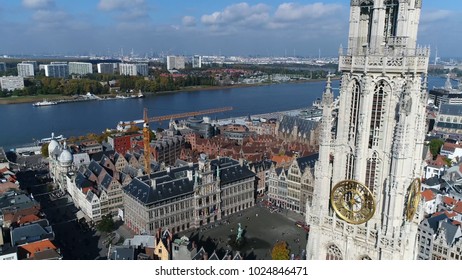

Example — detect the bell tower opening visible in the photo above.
[384,0,399,41]
[359,1,374,47]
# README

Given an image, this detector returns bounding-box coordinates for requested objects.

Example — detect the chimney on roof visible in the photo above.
[239,158,244,167]
[187,170,193,181]
[166,166,171,173]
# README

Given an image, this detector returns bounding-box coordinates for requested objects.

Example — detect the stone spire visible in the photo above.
[322,73,334,106]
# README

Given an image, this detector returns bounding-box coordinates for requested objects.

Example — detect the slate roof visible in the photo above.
[424,176,443,187]
[89,150,115,162]
[438,219,461,246]
[86,191,95,202]
[439,103,462,116]
[109,246,135,260]
[123,235,155,248]
[0,191,39,211]
[249,159,273,172]
[100,173,114,191]
[278,115,318,135]
[436,122,462,130]
[88,160,104,177]
[11,220,54,246]
[296,153,319,173]
[124,157,255,206]
[192,247,207,260]
[124,177,194,206]
[426,213,451,233]
[75,172,94,190]
[275,167,288,177]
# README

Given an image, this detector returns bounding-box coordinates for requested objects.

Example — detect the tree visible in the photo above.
[429,138,444,159]
[271,241,290,260]
[97,214,114,233]
[41,143,49,158]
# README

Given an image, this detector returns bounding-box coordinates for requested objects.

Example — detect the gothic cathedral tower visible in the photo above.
[306,0,429,260]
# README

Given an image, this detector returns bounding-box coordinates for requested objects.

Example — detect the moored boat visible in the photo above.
[33,100,58,107]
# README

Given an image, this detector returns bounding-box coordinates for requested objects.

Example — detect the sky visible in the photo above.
[0,0,460,58]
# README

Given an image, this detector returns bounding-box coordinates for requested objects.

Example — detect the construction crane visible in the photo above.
[117,106,233,131]
[125,106,233,174]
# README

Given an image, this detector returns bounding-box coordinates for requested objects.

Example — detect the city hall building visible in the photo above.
[123,156,256,234]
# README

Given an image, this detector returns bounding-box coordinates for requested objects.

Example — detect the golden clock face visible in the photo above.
[405,178,421,221]
[330,180,376,225]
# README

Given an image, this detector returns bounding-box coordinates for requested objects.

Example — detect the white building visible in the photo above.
[68,62,93,75]
[119,63,148,76]
[44,64,69,78]
[22,61,38,70]
[97,63,115,74]
[119,63,137,76]
[167,56,185,70]
[17,63,34,77]
[0,76,24,91]
[192,55,202,69]
[48,136,73,191]
[307,0,429,260]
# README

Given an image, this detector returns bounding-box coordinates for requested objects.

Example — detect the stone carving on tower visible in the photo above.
[306,0,429,260]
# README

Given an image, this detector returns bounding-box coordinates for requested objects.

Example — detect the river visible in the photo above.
[0,76,453,150]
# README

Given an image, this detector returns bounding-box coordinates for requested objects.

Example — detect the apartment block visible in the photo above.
[0,76,24,91]
[17,63,34,77]
[69,62,93,75]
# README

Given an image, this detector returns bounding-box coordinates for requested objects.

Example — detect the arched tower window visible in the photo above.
[360,255,372,260]
[359,1,374,46]
[345,79,361,180]
[326,244,343,260]
[384,0,399,40]
[348,79,362,143]
[345,153,355,181]
[365,152,380,194]
[368,80,389,148]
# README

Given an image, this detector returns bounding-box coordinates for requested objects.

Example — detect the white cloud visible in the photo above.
[22,0,54,9]
[182,16,196,27]
[98,0,150,26]
[274,2,342,21]
[420,10,453,24]
[201,3,270,27]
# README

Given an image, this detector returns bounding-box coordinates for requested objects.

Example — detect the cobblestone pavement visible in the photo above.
[182,205,308,260]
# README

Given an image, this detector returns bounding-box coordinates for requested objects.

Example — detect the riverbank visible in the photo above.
[0,78,335,105]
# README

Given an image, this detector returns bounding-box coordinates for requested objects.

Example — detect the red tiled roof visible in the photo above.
[421,189,436,202]
[443,196,457,206]
[18,214,41,225]
[17,239,57,259]
[433,210,457,218]
[454,202,462,214]
[0,182,19,194]
[427,155,447,168]
[442,143,458,153]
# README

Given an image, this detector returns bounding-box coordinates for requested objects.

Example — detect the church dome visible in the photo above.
[48,139,59,156]
[58,149,73,166]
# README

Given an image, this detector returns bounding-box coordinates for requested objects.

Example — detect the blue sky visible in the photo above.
[0,0,460,57]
